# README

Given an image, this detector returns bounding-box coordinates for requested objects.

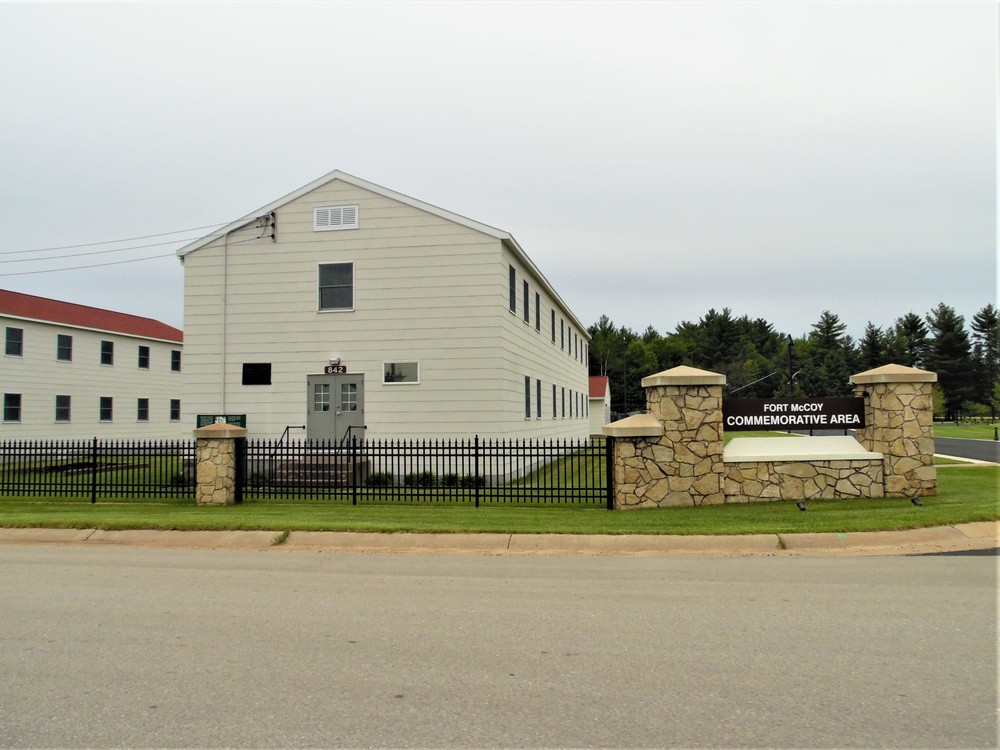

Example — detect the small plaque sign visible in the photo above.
[196,414,247,429]
[324,365,348,374]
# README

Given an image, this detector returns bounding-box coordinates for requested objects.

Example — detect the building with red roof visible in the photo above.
[589,375,611,436]
[1,289,184,438]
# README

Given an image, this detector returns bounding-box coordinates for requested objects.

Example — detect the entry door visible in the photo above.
[306,374,365,442]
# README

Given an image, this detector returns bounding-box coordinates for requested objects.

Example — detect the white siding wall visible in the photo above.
[183,179,591,441]
[1,317,184,439]
[499,249,591,440]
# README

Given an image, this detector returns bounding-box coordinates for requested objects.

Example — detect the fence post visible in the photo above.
[474,435,480,508]
[605,436,615,510]
[90,436,98,504]
[351,435,358,506]
[234,437,246,505]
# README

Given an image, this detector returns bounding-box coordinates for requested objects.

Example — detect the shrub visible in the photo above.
[441,473,460,488]
[460,474,486,489]
[365,472,394,487]
[404,471,436,488]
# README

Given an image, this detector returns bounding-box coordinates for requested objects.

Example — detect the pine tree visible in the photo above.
[970,304,1000,415]
[924,303,974,419]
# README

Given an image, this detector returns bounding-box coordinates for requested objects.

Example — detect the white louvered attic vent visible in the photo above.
[314,204,359,231]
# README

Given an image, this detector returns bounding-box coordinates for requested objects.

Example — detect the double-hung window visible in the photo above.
[99,397,113,422]
[535,293,540,332]
[137,398,149,422]
[522,281,529,323]
[3,393,21,422]
[138,346,150,369]
[100,340,114,366]
[318,263,354,311]
[55,395,71,422]
[57,334,72,362]
[508,265,516,313]
[171,350,181,372]
[5,327,23,357]
[524,376,531,419]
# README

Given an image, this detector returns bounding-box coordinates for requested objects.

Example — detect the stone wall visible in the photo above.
[609,367,725,508]
[194,422,247,505]
[852,365,937,496]
[724,460,884,503]
[603,363,937,508]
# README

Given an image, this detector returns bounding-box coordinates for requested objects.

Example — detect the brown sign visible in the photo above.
[324,365,348,374]
[723,398,865,432]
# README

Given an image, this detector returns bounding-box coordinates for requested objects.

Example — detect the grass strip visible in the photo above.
[0,467,995,536]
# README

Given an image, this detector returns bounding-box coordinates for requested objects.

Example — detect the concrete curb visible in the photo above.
[0,524,994,556]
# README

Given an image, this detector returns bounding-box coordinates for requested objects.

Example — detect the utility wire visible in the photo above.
[0,237,203,264]
[1,223,227,255]
[0,235,264,277]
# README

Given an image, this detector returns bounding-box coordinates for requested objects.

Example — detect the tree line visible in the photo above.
[587,304,1000,421]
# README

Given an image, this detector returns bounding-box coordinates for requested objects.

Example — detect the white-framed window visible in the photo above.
[137,398,149,422]
[552,383,557,419]
[536,378,542,419]
[99,396,113,422]
[5,327,23,357]
[535,293,540,332]
[524,376,531,419]
[57,334,72,362]
[55,395,71,422]
[100,340,114,366]
[3,393,21,422]
[523,280,529,324]
[138,345,150,369]
[170,399,181,421]
[508,265,516,313]
[171,350,181,372]
[314,204,359,231]
[318,262,354,311]
[383,362,419,384]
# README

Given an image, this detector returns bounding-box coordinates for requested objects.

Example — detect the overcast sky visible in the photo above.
[1,2,995,340]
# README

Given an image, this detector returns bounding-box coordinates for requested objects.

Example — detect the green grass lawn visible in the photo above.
[932,422,1000,440]
[1,466,995,536]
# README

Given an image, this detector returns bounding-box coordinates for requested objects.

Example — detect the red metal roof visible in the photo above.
[589,376,609,398]
[0,289,182,343]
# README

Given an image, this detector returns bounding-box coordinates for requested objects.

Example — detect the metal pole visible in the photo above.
[90,436,98,504]
[605,436,615,510]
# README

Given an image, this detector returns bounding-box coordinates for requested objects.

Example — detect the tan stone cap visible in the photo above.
[851,363,937,384]
[602,412,664,438]
[641,365,726,388]
[194,422,248,439]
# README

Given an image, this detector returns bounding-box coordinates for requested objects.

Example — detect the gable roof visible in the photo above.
[176,170,588,336]
[0,289,183,343]
[589,376,609,398]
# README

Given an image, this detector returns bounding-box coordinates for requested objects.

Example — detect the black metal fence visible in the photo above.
[243,436,612,506]
[1,436,613,507]
[0,438,196,502]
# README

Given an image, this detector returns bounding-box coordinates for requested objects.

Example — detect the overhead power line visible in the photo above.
[1,223,227,256]
[0,235,263,277]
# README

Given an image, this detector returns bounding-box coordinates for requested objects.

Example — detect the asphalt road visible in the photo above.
[935,436,1000,463]
[0,546,996,749]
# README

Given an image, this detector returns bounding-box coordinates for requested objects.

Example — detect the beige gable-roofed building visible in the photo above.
[177,171,591,442]
[1,289,184,439]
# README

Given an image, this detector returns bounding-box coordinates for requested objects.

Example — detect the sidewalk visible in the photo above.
[0,522,995,556]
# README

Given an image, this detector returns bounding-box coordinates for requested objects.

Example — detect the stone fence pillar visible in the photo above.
[851,364,937,497]
[194,422,247,505]
[603,366,726,508]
